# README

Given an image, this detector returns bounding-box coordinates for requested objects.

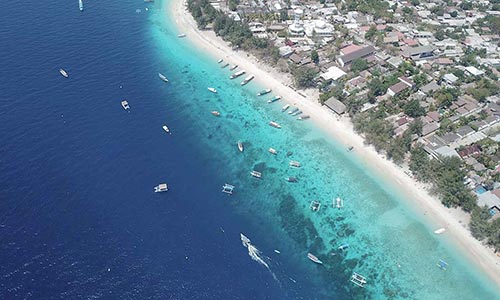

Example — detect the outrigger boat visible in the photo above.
[292,110,302,116]
[267,96,281,103]
[310,200,321,212]
[286,177,298,183]
[222,183,235,194]
[257,88,272,96]
[154,183,168,193]
[250,170,262,178]
[240,75,254,86]
[158,73,169,82]
[221,63,229,68]
[229,70,245,79]
[229,65,238,70]
[298,115,310,120]
[437,259,448,270]
[177,33,186,38]
[269,121,281,128]
[338,243,349,251]
[268,148,277,155]
[211,110,221,117]
[334,197,343,209]
[434,228,446,234]
[350,272,367,287]
[208,87,217,93]
[282,104,290,112]
[289,160,301,168]
[307,253,323,265]
[288,107,299,115]
[59,68,69,78]
[162,125,171,134]
[121,100,130,110]
[217,58,223,63]
[237,141,244,152]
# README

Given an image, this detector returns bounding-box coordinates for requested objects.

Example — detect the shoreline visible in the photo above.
[166,0,500,289]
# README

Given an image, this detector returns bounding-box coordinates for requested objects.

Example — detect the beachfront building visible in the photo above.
[324,97,347,115]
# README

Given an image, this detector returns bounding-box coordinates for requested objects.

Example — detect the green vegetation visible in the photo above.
[292,66,318,88]
[466,78,498,101]
[311,50,319,64]
[469,207,500,251]
[404,99,425,117]
[350,58,368,72]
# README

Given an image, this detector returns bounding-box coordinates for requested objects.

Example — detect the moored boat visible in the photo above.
[286,177,298,183]
[269,121,281,128]
[335,197,343,209]
[310,200,321,212]
[298,115,310,120]
[59,68,69,78]
[162,125,170,134]
[268,148,277,155]
[250,170,262,178]
[289,160,301,168]
[158,73,169,82]
[282,104,290,112]
[229,65,238,70]
[154,183,168,192]
[240,75,254,86]
[79,0,83,11]
[229,70,245,79]
[257,88,272,96]
[121,100,130,110]
[434,228,446,234]
[222,183,235,194]
[221,63,229,68]
[211,110,221,117]
[237,141,244,152]
[217,58,223,63]
[307,253,323,264]
[208,87,217,93]
[350,272,367,287]
[288,107,299,115]
[267,96,282,103]
[177,33,186,38]
[292,110,302,116]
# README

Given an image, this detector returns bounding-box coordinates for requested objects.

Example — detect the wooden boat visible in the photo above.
[307,253,323,264]
[217,58,223,63]
[240,75,254,86]
[288,107,299,115]
[350,272,367,287]
[282,104,290,112]
[257,88,272,96]
[229,65,238,70]
[154,183,168,192]
[222,183,235,194]
[298,115,310,120]
[289,160,301,168]
[269,121,281,129]
[177,33,186,38]
[250,170,262,178]
[221,63,229,68]
[229,70,245,79]
[338,243,349,251]
[267,96,282,103]
[285,177,298,183]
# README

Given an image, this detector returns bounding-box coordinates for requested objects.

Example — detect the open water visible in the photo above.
[0,0,498,299]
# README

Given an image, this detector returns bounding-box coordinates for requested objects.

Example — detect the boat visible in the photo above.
[237,141,244,152]
[274,249,281,254]
[267,96,282,103]
[289,160,301,168]
[335,197,343,209]
[221,63,229,68]
[257,88,272,96]
[211,111,221,117]
[177,33,186,38]
[217,58,223,63]
[154,183,168,192]
[240,233,251,247]
[208,87,217,93]
[162,125,171,134]
[282,104,290,112]
[250,170,262,178]
[59,68,69,78]
[350,272,367,287]
[79,0,83,11]
[307,253,323,264]
[338,243,349,251]
[268,148,277,155]
[229,65,238,70]
[288,107,299,115]
[292,110,302,116]
[222,183,235,194]
[310,200,321,212]
[158,73,169,82]
[229,70,245,79]
[434,228,446,234]
[121,100,130,110]
[437,259,448,270]
[286,177,298,183]
[298,115,310,120]
[240,75,254,86]
[347,146,354,152]
[269,121,281,129]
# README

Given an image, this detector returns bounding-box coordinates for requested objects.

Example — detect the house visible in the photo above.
[458,145,481,158]
[422,122,440,136]
[387,76,415,96]
[420,81,440,95]
[456,125,475,138]
[337,46,376,67]
[319,66,346,82]
[324,97,347,114]
[464,66,485,76]
[477,190,500,219]
[401,45,436,61]
[443,73,459,85]
[340,44,362,56]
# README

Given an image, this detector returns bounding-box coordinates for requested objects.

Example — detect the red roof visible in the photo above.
[403,39,419,47]
[340,44,362,56]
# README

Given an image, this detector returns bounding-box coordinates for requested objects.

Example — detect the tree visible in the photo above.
[365,25,377,41]
[311,50,319,64]
[350,58,368,72]
[279,9,289,21]
[404,99,426,117]
[292,67,318,88]
[435,29,445,41]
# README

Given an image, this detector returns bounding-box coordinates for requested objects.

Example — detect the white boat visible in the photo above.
[177,33,186,38]
[250,170,262,178]
[298,115,310,120]
[121,100,130,110]
[158,73,169,82]
[257,88,272,96]
[289,160,301,168]
[335,197,343,209]
[288,107,299,115]
[350,272,367,287]
[79,0,83,11]
[269,121,281,129]
[208,87,217,93]
[282,104,290,112]
[221,63,229,68]
[162,125,171,134]
[310,200,321,212]
[229,65,238,70]
[229,70,245,79]
[217,58,223,63]
[307,253,323,264]
[274,249,281,254]
[267,96,282,103]
[237,141,244,152]
[434,228,446,234]
[211,110,221,117]
[240,75,254,86]
[338,243,349,251]
[268,148,277,155]
[59,68,69,78]
[222,183,235,194]
[154,183,168,192]
[292,110,302,116]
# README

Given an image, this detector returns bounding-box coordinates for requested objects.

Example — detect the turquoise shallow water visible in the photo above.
[149,1,499,298]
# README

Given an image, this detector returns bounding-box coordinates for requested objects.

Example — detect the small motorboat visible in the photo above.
[229,65,238,70]
[310,200,321,212]
[269,121,281,128]
[285,177,298,183]
[211,111,221,117]
[282,104,290,112]
[257,88,272,96]
[121,100,130,110]
[237,141,244,152]
[250,170,262,178]
[177,33,186,38]
[208,87,217,93]
[158,73,169,82]
[162,125,171,134]
[154,183,168,192]
[268,148,277,155]
[217,58,223,63]
[289,160,301,168]
[307,253,323,264]
[59,68,69,78]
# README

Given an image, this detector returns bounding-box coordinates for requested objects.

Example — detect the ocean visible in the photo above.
[0,0,498,299]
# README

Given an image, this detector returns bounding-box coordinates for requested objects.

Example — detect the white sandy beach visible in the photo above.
[167,0,500,288]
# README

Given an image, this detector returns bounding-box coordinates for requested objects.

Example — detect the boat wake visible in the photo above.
[240,233,279,283]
